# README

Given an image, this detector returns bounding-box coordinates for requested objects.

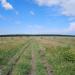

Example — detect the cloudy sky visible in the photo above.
[0,0,75,34]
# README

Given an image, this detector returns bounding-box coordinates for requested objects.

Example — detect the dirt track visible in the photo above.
[40,47,53,75]
[31,49,36,75]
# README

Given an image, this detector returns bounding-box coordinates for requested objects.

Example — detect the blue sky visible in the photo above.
[0,0,75,35]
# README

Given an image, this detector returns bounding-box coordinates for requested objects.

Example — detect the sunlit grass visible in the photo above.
[0,36,75,75]
[11,42,32,75]
[45,44,75,75]
[0,37,29,75]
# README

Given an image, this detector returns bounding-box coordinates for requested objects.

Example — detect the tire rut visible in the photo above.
[40,47,53,75]
[31,49,36,75]
[6,43,30,75]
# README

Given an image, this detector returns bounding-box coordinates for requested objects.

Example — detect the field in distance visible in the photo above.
[0,36,75,75]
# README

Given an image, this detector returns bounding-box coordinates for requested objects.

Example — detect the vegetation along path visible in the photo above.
[29,39,53,75]
[1,37,75,75]
[1,38,53,75]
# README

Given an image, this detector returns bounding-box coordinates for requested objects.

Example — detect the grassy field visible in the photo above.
[0,36,75,75]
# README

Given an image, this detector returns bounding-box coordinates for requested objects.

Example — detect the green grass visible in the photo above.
[11,41,32,75]
[0,37,75,75]
[45,44,75,75]
[0,37,29,75]
[32,42,47,75]
[0,37,27,65]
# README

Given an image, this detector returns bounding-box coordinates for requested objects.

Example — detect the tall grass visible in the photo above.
[45,45,75,75]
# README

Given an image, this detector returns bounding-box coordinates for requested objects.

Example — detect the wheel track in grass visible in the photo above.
[31,47,36,75]
[30,40,53,75]
[7,39,35,75]
[7,42,30,75]
[11,41,32,75]
[2,40,30,75]
[39,46,53,75]
[2,38,53,75]
[35,38,53,75]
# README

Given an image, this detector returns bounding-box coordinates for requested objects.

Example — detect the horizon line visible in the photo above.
[0,34,75,37]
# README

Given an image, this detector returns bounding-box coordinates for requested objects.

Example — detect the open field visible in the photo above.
[0,36,75,75]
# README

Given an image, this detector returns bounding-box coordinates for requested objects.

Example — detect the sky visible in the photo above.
[0,0,75,35]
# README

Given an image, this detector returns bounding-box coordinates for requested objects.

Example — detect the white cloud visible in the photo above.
[0,0,13,10]
[35,0,75,16]
[62,22,75,34]
[35,0,59,6]
[0,0,18,15]
[60,0,75,16]
[67,22,75,31]
[30,11,35,16]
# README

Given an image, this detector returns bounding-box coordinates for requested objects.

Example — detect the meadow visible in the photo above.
[0,36,75,75]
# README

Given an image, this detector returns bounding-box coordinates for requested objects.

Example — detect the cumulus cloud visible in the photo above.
[0,0,13,10]
[35,0,75,16]
[60,0,75,16]
[0,0,18,15]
